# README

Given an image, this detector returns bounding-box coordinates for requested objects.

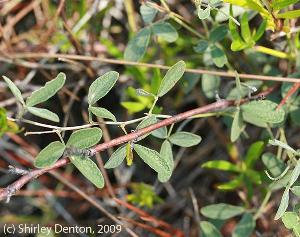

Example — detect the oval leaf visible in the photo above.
[89,106,116,122]
[209,25,228,43]
[232,213,255,237]
[134,144,170,178]
[201,74,221,99]
[88,71,119,105]
[230,109,244,142]
[3,76,24,105]
[200,221,222,237]
[152,22,178,43]
[157,61,186,97]
[202,160,240,172]
[241,100,285,124]
[26,72,66,107]
[169,132,201,147]
[70,155,104,188]
[140,4,157,23]
[158,140,173,182]
[201,203,245,220]
[34,141,65,168]
[262,152,287,177]
[198,6,211,19]
[27,107,60,123]
[136,115,157,140]
[211,45,227,68]
[275,187,290,220]
[104,145,127,169]
[67,127,102,149]
[194,40,209,53]
[124,27,151,62]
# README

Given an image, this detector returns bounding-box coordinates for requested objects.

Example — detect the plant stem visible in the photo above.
[254,190,271,220]
[6,53,300,82]
[0,86,276,202]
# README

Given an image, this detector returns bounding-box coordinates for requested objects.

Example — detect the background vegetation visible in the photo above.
[1,0,300,236]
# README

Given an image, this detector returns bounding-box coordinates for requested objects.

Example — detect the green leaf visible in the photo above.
[151,124,168,139]
[262,152,287,177]
[34,141,65,168]
[274,187,290,220]
[200,221,222,237]
[226,80,263,100]
[26,72,66,107]
[169,132,201,147]
[198,6,211,19]
[67,127,102,149]
[152,22,178,43]
[232,213,255,237]
[241,100,285,124]
[136,115,157,140]
[201,203,245,220]
[230,108,244,142]
[104,145,127,169]
[194,40,209,53]
[277,9,300,19]
[70,155,104,188]
[124,27,151,62]
[88,71,119,105]
[121,101,146,114]
[202,160,240,172]
[253,20,267,41]
[201,74,221,99]
[210,45,227,68]
[27,107,60,123]
[240,13,251,42]
[289,160,300,187]
[272,0,298,10]
[134,144,170,179]
[244,141,264,167]
[89,106,116,122]
[140,4,157,23]
[157,61,186,97]
[158,140,173,182]
[209,25,228,43]
[291,186,300,196]
[281,212,300,229]
[217,175,243,190]
[2,76,25,105]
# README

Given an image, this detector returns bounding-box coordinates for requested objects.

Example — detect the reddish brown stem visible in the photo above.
[277,82,300,110]
[0,86,276,202]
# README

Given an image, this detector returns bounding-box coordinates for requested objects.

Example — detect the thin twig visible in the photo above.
[6,53,300,83]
